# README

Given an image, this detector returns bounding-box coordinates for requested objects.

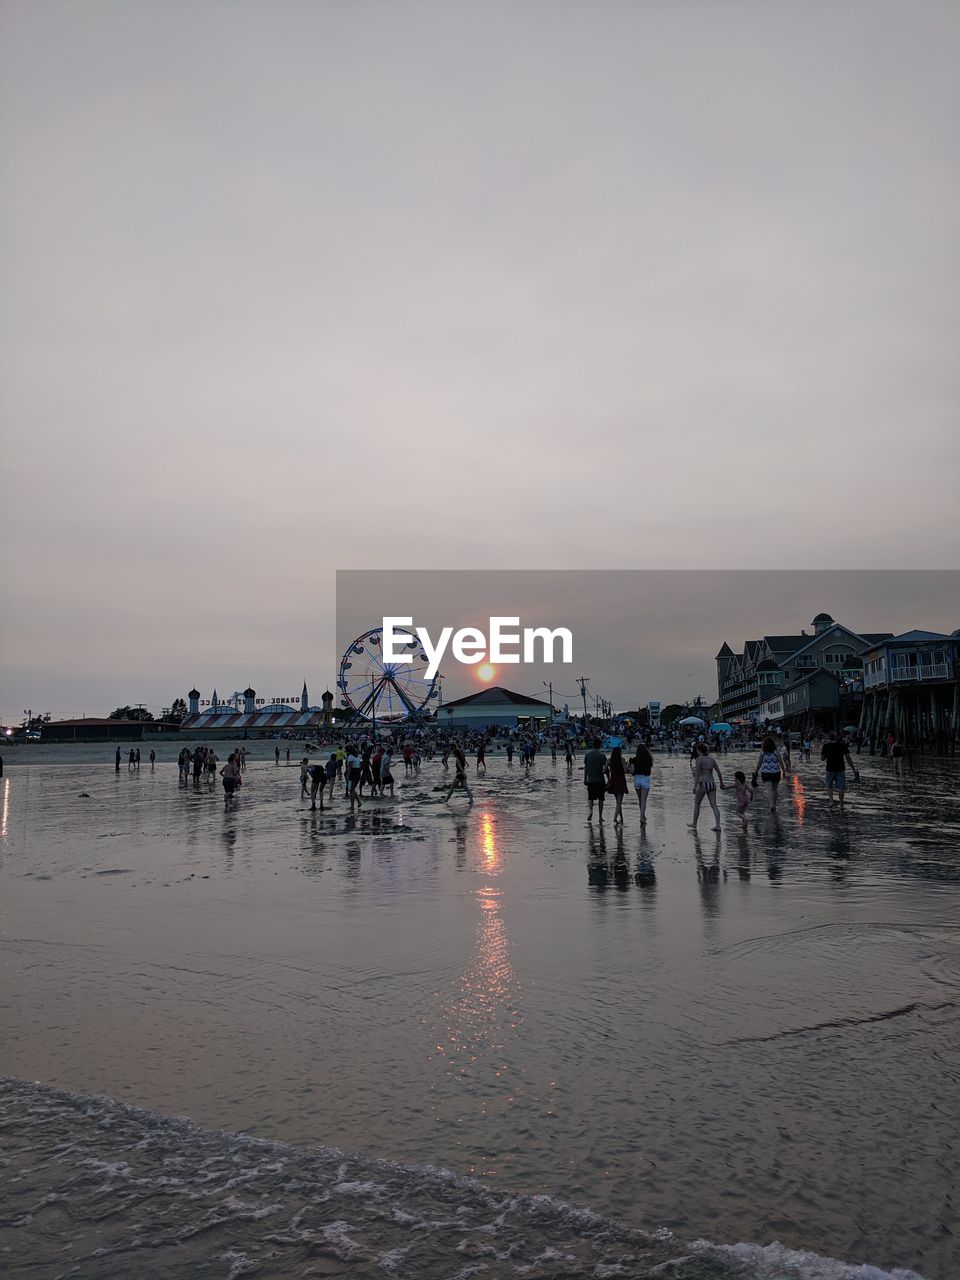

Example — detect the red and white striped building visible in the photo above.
[180,684,334,735]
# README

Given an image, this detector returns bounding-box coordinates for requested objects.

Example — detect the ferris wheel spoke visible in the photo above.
[384,673,420,716]
[354,675,388,718]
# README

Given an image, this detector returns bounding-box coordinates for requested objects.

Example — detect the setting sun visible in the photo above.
[476,663,496,683]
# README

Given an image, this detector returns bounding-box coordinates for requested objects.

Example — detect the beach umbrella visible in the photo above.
[709,722,734,733]
[842,724,859,732]
[678,715,705,726]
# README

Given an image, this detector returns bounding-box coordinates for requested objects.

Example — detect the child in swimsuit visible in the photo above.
[733,770,754,830]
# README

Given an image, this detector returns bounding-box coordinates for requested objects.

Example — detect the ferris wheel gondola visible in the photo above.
[337,625,439,722]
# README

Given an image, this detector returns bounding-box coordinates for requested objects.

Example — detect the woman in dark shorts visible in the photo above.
[606,746,629,824]
[753,736,784,814]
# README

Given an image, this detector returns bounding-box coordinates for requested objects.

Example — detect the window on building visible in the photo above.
[824,650,853,666]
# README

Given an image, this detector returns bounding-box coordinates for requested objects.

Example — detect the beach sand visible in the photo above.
[1,743,957,1278]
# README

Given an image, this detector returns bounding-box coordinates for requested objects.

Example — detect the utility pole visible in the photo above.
[543,681,554,726]
[577,676,589,724]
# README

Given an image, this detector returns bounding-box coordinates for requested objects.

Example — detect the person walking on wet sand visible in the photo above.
[892,737,905,777]
[753,736,784,814]
[149,748,156,769]
[275,744,281,765]
[689,742,724,831]
[631,741,653,825]
[582,739,607,822]
[606,745,629,824]
[822,731,859,809]
[733,770,754,831]
[345,748,363,811]
[324,750,338,798]
[476,741,486,773]
[445,747,474,803]
[115,746,121,773]
[379,749,395,797]
[299,757,310,798]
[220,754,240,806]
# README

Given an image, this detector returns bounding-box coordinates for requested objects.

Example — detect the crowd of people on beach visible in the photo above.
[142,719,880,825]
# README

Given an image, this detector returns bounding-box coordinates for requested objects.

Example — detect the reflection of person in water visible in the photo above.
[635,857,657,888]
[696,844,723,883]
[586,822,608,889]
[734,830,751,880]
[452,815,468,869]
[610,825,630,891]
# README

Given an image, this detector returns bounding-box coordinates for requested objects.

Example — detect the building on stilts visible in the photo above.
[859,630,960,755]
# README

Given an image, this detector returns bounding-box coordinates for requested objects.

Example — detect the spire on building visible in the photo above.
[301,681,309,712]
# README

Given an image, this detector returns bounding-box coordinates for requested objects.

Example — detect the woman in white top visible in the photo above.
[379,751,394,797]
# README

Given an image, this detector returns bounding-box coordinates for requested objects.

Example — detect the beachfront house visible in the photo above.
[716,613,892,727]
[859,630,960,752]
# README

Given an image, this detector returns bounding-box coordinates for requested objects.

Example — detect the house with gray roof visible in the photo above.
[716,613,893,724]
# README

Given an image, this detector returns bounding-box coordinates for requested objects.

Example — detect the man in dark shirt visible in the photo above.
[582,739,608,821]
[821,732,859,808]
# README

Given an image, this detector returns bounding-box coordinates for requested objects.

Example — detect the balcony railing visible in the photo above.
[890,663,951,683]
[866,663,952,688]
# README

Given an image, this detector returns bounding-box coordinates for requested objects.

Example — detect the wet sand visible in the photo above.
[0,743,958,1278]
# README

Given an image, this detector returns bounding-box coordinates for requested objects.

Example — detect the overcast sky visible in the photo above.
[1,2,958,720]
[337,570,959,711]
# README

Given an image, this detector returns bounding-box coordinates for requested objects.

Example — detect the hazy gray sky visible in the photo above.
[1,2,958,719]
[337,570,959,710]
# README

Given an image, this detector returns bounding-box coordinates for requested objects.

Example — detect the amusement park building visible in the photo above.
[180,684,336,735]
[437,685,554,729]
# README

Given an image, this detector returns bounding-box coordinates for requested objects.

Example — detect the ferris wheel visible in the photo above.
[337,625,440,722]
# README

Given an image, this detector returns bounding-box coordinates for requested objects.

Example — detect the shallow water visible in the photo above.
[0,744,958,1278]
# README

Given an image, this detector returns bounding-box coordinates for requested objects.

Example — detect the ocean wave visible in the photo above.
[0,1076,927,1280]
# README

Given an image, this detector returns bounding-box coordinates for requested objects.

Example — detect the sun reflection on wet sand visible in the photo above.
[791,774,807,825]
[479,809,500,872]
[444,812,516,1058]
[0,779,9,843]
[431,808,524,1173]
